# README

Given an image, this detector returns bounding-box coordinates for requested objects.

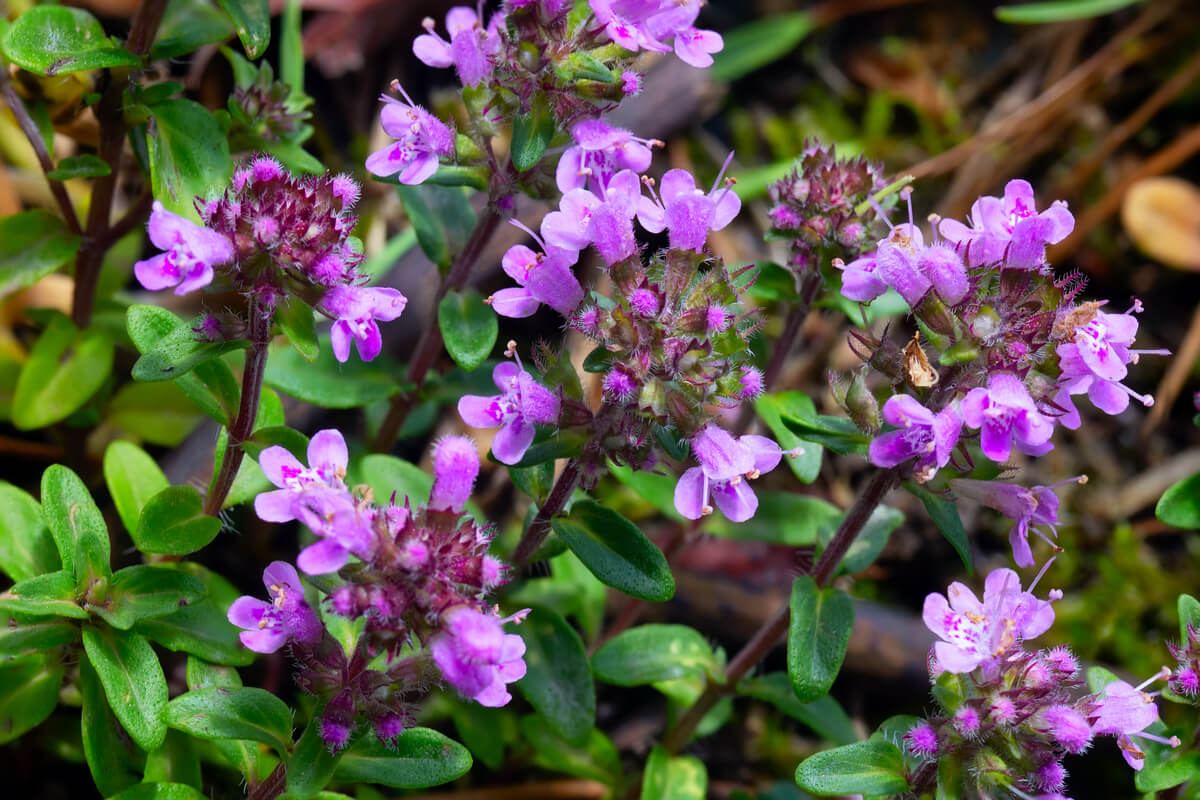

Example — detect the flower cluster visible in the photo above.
[827,178,1166,566]
[134,157,405,363]
[904,567,1176,797]
[228,430,527,751]
[768,140,892,274]
[1168,620,1200,700]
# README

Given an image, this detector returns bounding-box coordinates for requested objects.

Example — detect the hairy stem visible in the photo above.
[657,468,898,755]
[371,201,508,452]
[204,295,272,516]
[71,0,169,328]
[512,458,582,566]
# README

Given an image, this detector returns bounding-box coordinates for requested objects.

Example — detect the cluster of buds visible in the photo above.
[768,140,892,274]
[1168,620,1200,700]
[134,157,405,362]
[227,431,527,751]
[903,567,1176,798]
[226,60,311,150]
[827,178,1167,566]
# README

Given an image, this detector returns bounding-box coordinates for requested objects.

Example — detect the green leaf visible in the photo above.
[147,98,234,220]
[510,97,556,171]
[216,0,270,58]
[1,6,140,76]
[280,0,304,91]
[519,715,622,785]
[517,607,595,745]
[710,12,816,82]
[794,736,910,795]
[134,565,253,666]
[277,296,320,362]
[108,783,210,800]
[788,576,854,702]
[134,486,222,556]
[82,625,169,751]
[166,686,293,756]
[150,0,235,61]
[332,728,472,788]
[46,153,111,180]
[92,565,207,630]
[780,407,869,456]
[1137,735,1200,792]
[0,654,65,745]
[421,164,490,190]
[551,500,674,602]
[264,336,400,408]
[906,482,972,572]
[1179,594,1200,644]
[607,461,684,522]
[394,183,476,269]
[816,505,903,576]
[1157,471,1200,528]
[104,441,171,534]
[738,673,858,745]
[996,0,1144,24]
[708,491,841,546]
[286,715,342,799]
[143,730,203,790]
[80,655,144,796]
[592,624,717,686]
[184,656,267,779]
[130,307,245,382]
[357,453,433,506]
[756,393,823,484]
[0,481,59,581]
[450,700,510,770]
[0,570,86,618]
[0,209,81,295]
[438,288,498,371]
[12,313,114,429]
[0,615,78,657]
[127,305,240,423]
[107,381,205,446]
[40,464,110,589]
[640,745,708,800]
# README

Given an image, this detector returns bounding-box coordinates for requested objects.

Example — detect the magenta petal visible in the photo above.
[308,429,348,474]
[1089,379,1130,415]
[868,430,914,468]
[458,394,504,428]
[239,627,287,654]
[297,539,350,575]
[933,640,982,674]
[492,417,536,465]
[259,446,304,488]
[353,321,383,361]
[472,679,512,707]
[980,422,1013,463]
[329,320,353,362]
[413,33,454,67]
[398,152,440,185]
[254,489,298,523]
[174,263,214,295]
[673,467,708,520]
[712,479,758,522]
[740,435,782,474]
[490,287,541,318]
[134,253,178,291]
[262,561,302,592]
[365,142,409,177]
[227,596,271,629]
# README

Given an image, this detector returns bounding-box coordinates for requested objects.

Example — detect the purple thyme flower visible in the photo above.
[1054,301,1165,426]
[412,7,502,87]
[905,722,939,756]
[429,435,479,513]
[949,477,1084,568]
[365,83,455,185]
[868,395,962,483]
[674,427,782,522]
[589,0,723,68]
[134,201,235,295]
[543,170,641,264]
[1087,670,1177,770]
[490,221,584,318]
[430,606,529,707]
[556,119,659,194]
[961,373,1055,463]
[922,567,1059,674]
[254,429,375,574]
[938,179,1074,270]
[227,561,323,653]
[637,157,741,252]
[457,352,560,465]
[316,284,407,363]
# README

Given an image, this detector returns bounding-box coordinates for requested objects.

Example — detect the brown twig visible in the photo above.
[98,188,154,249]
[404,780,609,800]
[1053,49,1200,201]
[0,78,83,235]
[371,201,508,452]
[512,458,583,566]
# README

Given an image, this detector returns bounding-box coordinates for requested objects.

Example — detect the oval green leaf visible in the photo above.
[166,686,293,756]
[788,576,854,703]
[13,313,114,430]
[1157,471,1200,529]
[794,736,910,796]
[640,745,707,800]
[591,624,717,686]
[0,654,65,745]
[0,209,81,295]
[216,0,270,58]
[550,500,674,602]
[332,728,472,788]
[92,565,207,630]
[82,625,169,752]
[80,655,144,797]
[1,6,140,76]
[0,570,87,618]
[104,441,171,535]
[0,481,60,581]
[517,607,595,745]
[134,486,222,556]
[146,98,234,220]
[438,288,498,372]
[264,337,400,408]
[40,464,110,589]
